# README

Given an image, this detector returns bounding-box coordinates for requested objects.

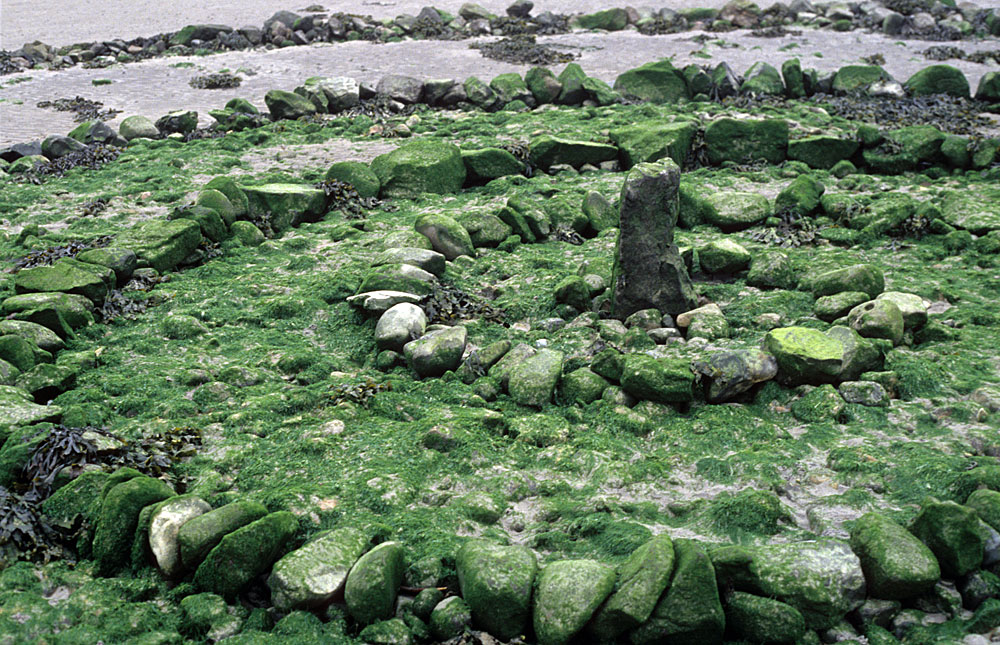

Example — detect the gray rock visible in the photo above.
[149,496,211,577]
[269,527,369,611]
[375,303,428,352]
[345,541,405,625]
[693,349,778,402]
[41,135,86,160]
[347,291,424,315]
[404,326,467,377]
[377,75,424,104]
[611,159,696,319]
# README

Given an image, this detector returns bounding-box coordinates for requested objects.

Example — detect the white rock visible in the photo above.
[375,303,428,352]
[150,496,211,577]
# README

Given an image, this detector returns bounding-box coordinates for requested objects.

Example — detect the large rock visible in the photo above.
[609,122,696,169]
[741,62,785,96]
[704,118,788,165]
[809,264,884,299]
[269,527,369,611]
[461,148,524,184]
[613,60,689,103]
[0,320,64,353]
[404,326,467,377]
[456,540,537,640]
[621,354,695,404]
[116,219,203,273]
[178,500,268,570]
[775,174,825,215]
[725,592,806,644]
[788,136,859,170]
[371,140,466,198]
[325,161,380,198]
[905,65,969,98]
[826,325,883,381]
[575,7,629,30]
[863,125,946,174]
[76,247,138,287]
[0,384,62,428]
[692,349,778,403]
[630,539,725,645]
[264,89,318,120]
[748,540,866,629]
[908,501,985,578]
[764,327,845,384]
[376,75,424,104]
[308,76,360,112]
[149,495,211,577]
[375,304,427,352]
[589,535,674,640]
[357,263,435,296]
[832,65,891,94]
[14,258,114,304]
[611,159,696,319]
[93,475,174,575]
[344,541,405,624]
[847,299,904,345]
[415,213,475,260]
[941,192,1000,234]
[849,512,940,600]
[1,292,95,337]
[41,135,86,160]
[533,560,617,645]
[119,115,160,140]
[975,71,1000,104]
[526,66,563,104]
[702,192,771,230]
[155,110,198,135]
[193,511,298,600]
[529,136,618,171]
[243,184,327,234]
[508,348,563,407]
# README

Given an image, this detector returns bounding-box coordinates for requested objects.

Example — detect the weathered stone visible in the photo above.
[375,304,427,353]
[849,512,940,600]
[741,62,785,96]
[704,118,788,165]
[905,65,969,98]
[611,159,696,319]
[621,354,694,404]
[533,560,616,645]
[613,59,689,102]
[509,349,563,407]
[699,239,751,274]
[725,592,806,644]
[119,115,160,140]
[775,174,825,215]
[809,264,884,299]
[747,251,796,290]
[93,475,174,575]
[264,89,317,120]
[345,541,406,624]
[269,527,369,611]
[702,191,771,230]
[765,327,845,384]
[178,500,268,570]
[357,263,435,297]
[0,385,61,428]
[430,596,472,641]
[693,349,778,402]
[847,300,905,345]
[149,496,211,577]
[457,540,537,640]
[909,501,985,578]
[788,136,859,170]
[116,218,203,273]
[376,75,424,104]
[371,140,466,198]
[529,136,618,170]
[589,535,674,639]
[404,326,467,377]
[461,148,524,184]
[14,257,113,303]
[0,320,63,353]
[609,122,696,169]
[242,183,326,234]
[415,213,475,260]
[815,291,869,322]
[75,248,137,287]
[525,66,563,104]
[155,110,198,135]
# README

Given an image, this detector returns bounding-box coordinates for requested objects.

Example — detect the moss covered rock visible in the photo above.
[264,89,318,120]
[404,326,467,377]
[268,527,369,611]
[609,121,696,170]
[456,540,537,640]
[193,511,298,600]
[526,66,563,104]
[788,136,859,170]
[765,327,845,385]
[575,7,629,30]
[242,184,326,234]
[809,264,885,299]
[741,62,785,96]
[588,535,674,640]
[613,60,689,103]
[533,559,616,645]
[415,213,475,260]
[725,592,806,644]
[344,541,405,624]
[371,140,466,198]
[461,148,524,184]
[702,191,771,230]
[699,239,751,274]
[849,512,940,600]
[14,258,114,304]
[620,354,695,404]
[908,501,985,578]
[178,500,268,570]
[704,118,788,165]
[529,135,618,171]
[324,161,381,199]
[509,349,563,408]
[775,174,825,215]
[93,475,174,575]
[832,65,891,94]
[904,65,969,98]
[847,299,905,345]
[117,218,202,273]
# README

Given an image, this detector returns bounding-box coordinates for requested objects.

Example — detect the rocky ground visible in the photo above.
[1,1,1000,644]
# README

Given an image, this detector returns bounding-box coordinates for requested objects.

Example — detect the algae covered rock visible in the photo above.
[533,559,617,645]
[575,7,629,30]
[180,592,242,641]
[765,327,845,385]
[693,349,778,403]
[529,135,618,170]
[905,65,969,98]
[832,65,891,94]
[526,66,563,104]
[699,239,751,274]
[809,264,885,299]
[621,354,695,404]
[375,304,427,353]
[847,299,904,345]
[325,161,380,199]
[613,59,689,103]
[268,527,369,611]
[93,475,174,575]
[404,326,467,377]
[204,176,250,219]
[704,118,788,165]
[461,147,524,184]
[264,89,318,120]
[560,367,609,405]
[456,540,537,640]
[609,121,696,169]
[509,348,563,408]
[415,213,475,260]
[849,512,940,600]
[787,136,859,170]
[345,541,405,624]
[908,501,985,578]
[14,258,114,304]
[430,596,472,641]
[741,62,785,96]
[775,174,825,215]
[243,184,327,234]
[119,115,160,140]
[702,191,771,230]
[630,538,724,645]
[725,591,806,644]
[178,500,268,570]
[371,139,466,198]
[195,189,237,226]
[193,511,298,600]
[149,495,211,577]
[815,291,869,323]
[747,251,796,290]
[116,218,203,273]
[0,385,61,428]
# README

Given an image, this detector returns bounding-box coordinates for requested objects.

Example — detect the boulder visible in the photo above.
[815,291,869,322]
[909,501,985,578]
[847,300,904,345]
[344,541,406,624]
[178,500,268,570]
[195,189,237,226]
[76,248,137,287]
[264,90,318,120]
[68,120,118,145]
[149,496,211,577]
[508,349,563,407]
[764,327,845,384]
[575,7,629,30]
[357,263,435,296]
[826,325,883,381]
[375,303,427,352]
[1,292,95,337]
[415,213,475,260]
[525,66,563,104]
[609,122,696,169]
[975,71,1000,104]
[699,239,751,274]
[93,475,174,575]
[155,110,198,135]
[809,264,884,299]
[905,65,969,98]
[119,115,160,140]
[116,219,202,273]
[775,174,825,215]
[725,592,806,644]
[702,192,771,230]
[692,349,778,402]
[863,125,946,174]
[529,136,618,171]
[704,118,788,165]
[621,355,695,404]
[243,184,327,233]
[461,148,523,184]
[747,252,796,290]
[0,320,64,353]
[430,596,473,641]
[589,535,675,640]
[371,140,466,198]
[231,221,265,246]
[325,161,380,198]
[376,248,445,277]
[741,62,785,96]
[788,136,859,170]
[0,384,62,428]
[849,512,940,600]
[376,75,424,104]
[404,326,467,377]
[613,60,689,103]
[14,257,114,303]
[533,560,617,645]
[557,63,588,105]
[832,65,891,94]
[269,527,369,611]
[457,540,537,640]
[41,135,86,160]
[611,159,697,318]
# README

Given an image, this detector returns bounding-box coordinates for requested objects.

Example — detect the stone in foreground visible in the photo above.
[268,527,369,611]
[533,559,616,645]
[344,541,405,625]
[849,512,940,600]
[457,540,537,640]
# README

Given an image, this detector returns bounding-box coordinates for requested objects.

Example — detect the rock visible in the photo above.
[264,89,317,120]
[534,559,617,645]
[119,115,160,140]
[149,496,211,577]
[204,176,249,218]
[815,291,869,322]
[461,148,523,184]
[345,541,405,624]
[782,58,805,98]
[404,326,467,377]
[509,349,563,407]
[179,593,242,642]
[243,183,327,233]
[507,0,533,17]
[463,76,500,110]
[302,76,360,112]
[575,7,629,30]
[559,368,609,405]
[1,292,94,337]
[775,174,825,215]
[589,535,675,640]
[68,120,118,145]
[415,213,475,260]
[371,140,466,198]
[358,264,435,297]
[17,363,76,400]
[93,475,174,575]
[610,122,697,170]
[171,205,226,243]
[76,248,137,287]
[726,592,806,644]
[178,500,268,570]
[747,251,796,290]
[0,335,38,373]
[14,257,113,304]
[457,540,537,639]
[863,125,946,174]
[427,596,471,640]
[788,136,859,170]
[741,62,785,96]
[269,527,369,611]
[809,264,884,299]
[581,191,617,232]
[764,327,845,385]
[693,349,778,402]
[941,192,1000,234]
[702,192,771,230]
[630,539,724,645]
[155,110,198,135]
[41,135,86,160]
[909,501,985,578]
[975,72,1000,104]
[529,135,618,170]
[613,60,689,103]
[875,292,928,331]
[377,75,424,104]
[553,276,591,312]
[832,65,891,94]
[826,325,883,381]
[611,159,696,318]
[749,540,866,629]
[490,73,534,106]
[375,304,427,353]
[116,218,202,273]
[704,118,788,165]
[621,355,694,404]
[0,320,63,353]
[849,512,941,600]
[171,23,232,45]
[847,300,904,345]
[231,221,265,246]
[905,65,969,98]
[699,239,751,274]
[0,384,62,428]
[324,161,380,199]
[967,489,1000,534]
[525,67,563,105]
[376,248,445,277]
[460,213,512,248]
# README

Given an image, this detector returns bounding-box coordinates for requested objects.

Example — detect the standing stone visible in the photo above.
[457,540,537,640]
[611,160,696,319]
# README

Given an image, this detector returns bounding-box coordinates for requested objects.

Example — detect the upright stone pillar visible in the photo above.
[612,159,697,319]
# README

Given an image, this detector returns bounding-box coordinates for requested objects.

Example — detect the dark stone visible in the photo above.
[376,75,424,104]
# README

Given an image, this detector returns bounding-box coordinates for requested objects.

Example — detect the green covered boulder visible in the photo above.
[702,192,770,230]
[848,512,940,600]
[905,65,969,98]
[456,540,537,640]
[461,148,524,184]
[242,184,327,234]
[529,135,618,171]
[170,205,227,243]
[764,327,845,385]
[0,320,63,354]
[533,559,617,645]
[704,118,788,165]
[588,535,675,640]
[14,258,114,304]
[93,475,174,575]
[741,62,785,96]
[264,89,318,120]
[116,218,202,273]
[788,136,859,170]
[609,121,696,169]
[574,8,629,30]
[371,140,466,198]
[268,527,369,611]
[1,292,94,337]
[415,213,475,260]
[404,326,467,377]
[941,191,1000,234]
[324,161,381,199]
[863,125,946,174]
[620,354,695,404]
[525,66,563,104]
[975,71,1000,104]
[699,239,751,274]
[178,500,268,570]
[809,264,884,299]
[775,174,825,215]
[193,511,298,600]
[613,60,689,103]
[908,501,985,578]
[344,541,406,624]
[725,592,805,644]
[832,65,891,94]
[204,176,249,219]
[847,299,904,345]
[509,349,563,408]
[195,189,237,227]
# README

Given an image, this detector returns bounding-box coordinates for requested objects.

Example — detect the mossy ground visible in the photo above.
[1,97,999,642]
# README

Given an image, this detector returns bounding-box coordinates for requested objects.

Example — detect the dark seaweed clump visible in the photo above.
[314,179,380,219]
[188,72,242,89]
[748,208,819,248]
[80,197,110,217]
[637,15,689,35]
[421,283,506,326]
[340,95,421,122]
[0,487,78,563]
[0,51,23,75]
[550,224,585,245]
[750,26,802,38]
[470,34,576,66]
[35,96,121,122]
[12,235,113,271]
[491,15,571,37]
[14,144,124,184]
[330,378,392,408]
[814,94,992,136]
[922,45,1000,65]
